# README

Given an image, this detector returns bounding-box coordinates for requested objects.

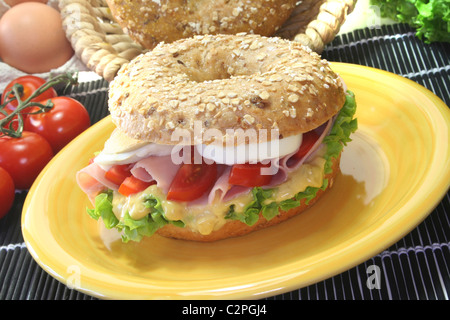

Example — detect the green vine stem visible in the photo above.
[0,72,78,138]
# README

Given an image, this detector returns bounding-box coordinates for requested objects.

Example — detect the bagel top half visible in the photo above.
[108,33,346,145]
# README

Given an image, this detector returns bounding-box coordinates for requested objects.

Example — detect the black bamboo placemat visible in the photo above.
[0,23,449,300]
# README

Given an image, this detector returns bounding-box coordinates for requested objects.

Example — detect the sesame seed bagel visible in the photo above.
[156,153,341,242]
[108,33,346,146]
[105,0,297,49]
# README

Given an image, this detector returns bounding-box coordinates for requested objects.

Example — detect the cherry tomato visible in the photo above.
[0,131,53,189]
[105,164,132,186]
[167,162,217,201]
[228,162,272,187]
[1,75,57,113]
[118,176,155,197]
[292,130,320,160]
[24,96,90,153]
[0,166,15,219]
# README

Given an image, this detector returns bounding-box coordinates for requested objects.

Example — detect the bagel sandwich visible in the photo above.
[76,34,358,242]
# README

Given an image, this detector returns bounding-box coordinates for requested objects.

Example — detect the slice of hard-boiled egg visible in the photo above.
[94,128,303,168]
[197,133,302,165]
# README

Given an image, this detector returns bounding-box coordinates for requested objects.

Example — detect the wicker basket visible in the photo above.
[58,0,356,82]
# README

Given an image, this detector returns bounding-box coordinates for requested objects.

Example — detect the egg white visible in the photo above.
[197,133,302,165]
[94,133,303,168]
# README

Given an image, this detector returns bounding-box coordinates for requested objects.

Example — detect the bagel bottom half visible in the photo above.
[156,154,341,242]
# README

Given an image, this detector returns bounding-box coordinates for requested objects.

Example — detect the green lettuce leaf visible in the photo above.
[225,90,358,226]
[226,187,275,225]
[86,193,184,243]
[86,190,119,229]
[370,0,450,43]
[323,90,358,174]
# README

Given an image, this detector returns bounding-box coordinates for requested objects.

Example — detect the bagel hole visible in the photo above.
[186,71,232,83]
[178,53,259,83]
[185,64,252,83]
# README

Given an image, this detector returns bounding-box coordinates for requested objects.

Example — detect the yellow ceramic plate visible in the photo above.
[22,63,450,300]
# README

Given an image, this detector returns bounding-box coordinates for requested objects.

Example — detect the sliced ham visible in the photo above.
[207,117,334,203]
[77,155,182,203]
[131,155,181,194]
[279,117,333,173]
[77,117,334,206]
[77,163,119,190]
[76,163,117,203]
[207,165,232,204]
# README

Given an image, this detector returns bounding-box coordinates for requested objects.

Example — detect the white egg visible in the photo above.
[197,133,303,165]
[0,2,74,73]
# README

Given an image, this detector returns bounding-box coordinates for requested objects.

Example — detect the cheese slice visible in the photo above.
[102,129,149,154]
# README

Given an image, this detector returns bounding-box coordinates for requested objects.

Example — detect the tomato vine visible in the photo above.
[0,72,78,138]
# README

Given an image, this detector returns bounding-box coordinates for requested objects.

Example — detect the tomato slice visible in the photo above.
[167,162,217,202]
[105,164,132,186]
[118,175,156,197]
[292,130,320,160]
[228,162,272,187]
